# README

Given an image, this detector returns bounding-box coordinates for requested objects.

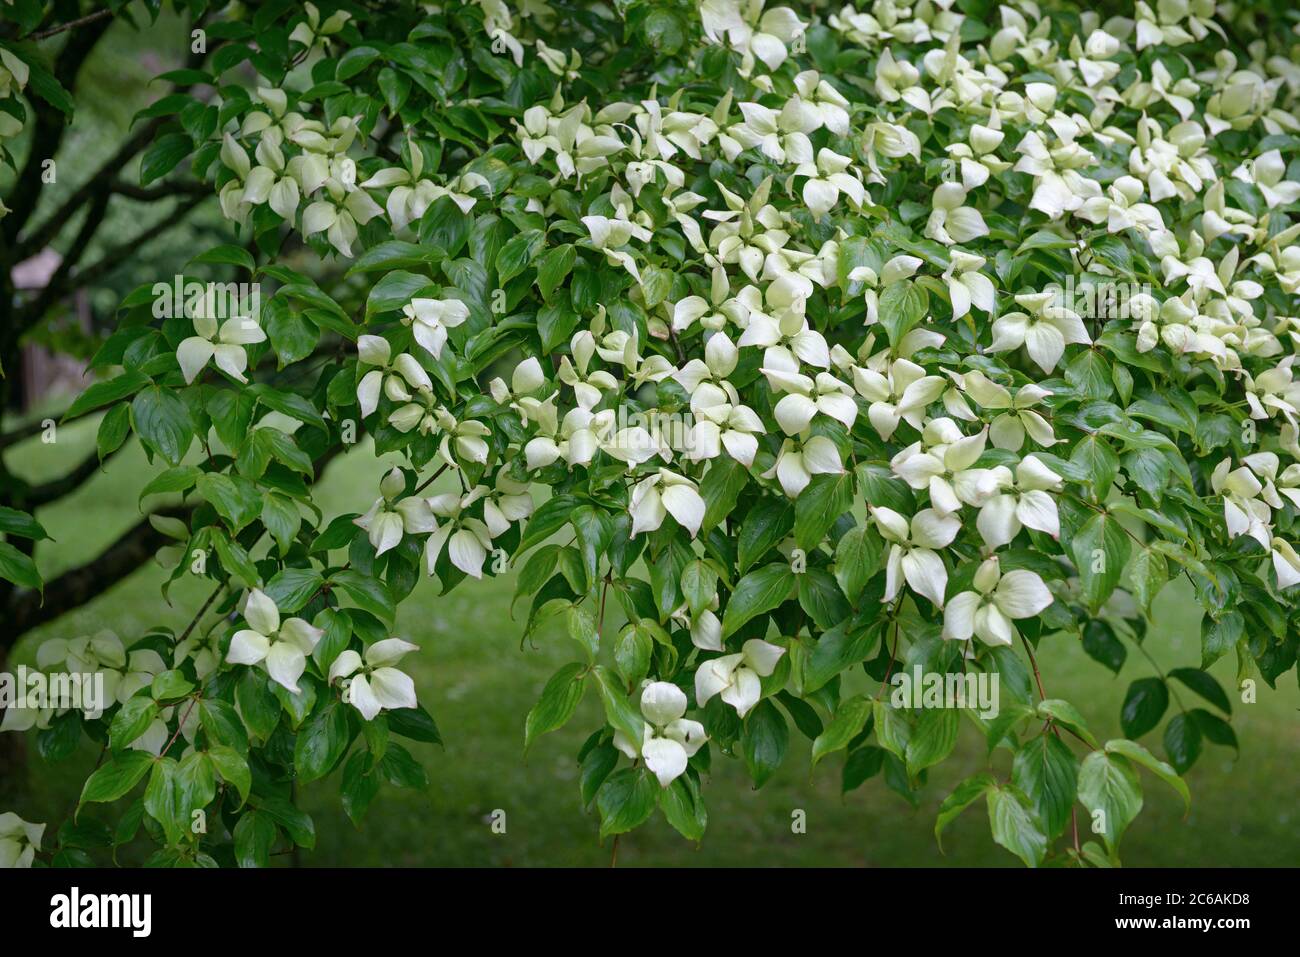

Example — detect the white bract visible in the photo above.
[225,589,324,694]
[614,682,707,787]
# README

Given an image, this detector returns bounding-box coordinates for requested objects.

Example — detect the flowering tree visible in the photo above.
[3,0,1300,868]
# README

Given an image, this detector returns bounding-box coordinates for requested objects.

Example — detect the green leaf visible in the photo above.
[208,745,251,806]
[1077,751,1143,855]
[1167,668,1231,714]
[96,403,132,461]
[1081,619,1126,674]
[678,556,719,618]
[1105,738,1190,812]
[797,567,851,631]
[810,695,872,769]
[131,387,195,466]
[878,280,928,346]
[524,663,586,751]
[294,702,351,783]
[934,773,994,851]
[1036,698,1098,748]
[151,670,194,702]
[236,670,280,742]
[139,132,194,186]
[109,696,158,752]
[0,542,41,590]
[1160,712,1202,775]
[190,244,256,273]
[1070,512,1131,613]
[332,569,396,627]
[64,370,150,421]
[250,795,315,849]
[833,525,881,605]
[387,705,442,745]
[742,699,788,788]
[233,810,276,867]
[592,666,644,750]
[596,767,658,838]
[1120,677,1168,739]
[365,270,435,317]
[793,472,854,552]
[721,563,794,638]
[1130,546,1168,613]
[1200,610,1243,669]
[841,746,885,793]
[737,498,793,573]
[1011,733,1078,840]
[804,622,877,694]
[80,752,154,806]
[987,785,1048,867]
[906,706,959,776]
[659,776,707,842]
[536,244,576,300]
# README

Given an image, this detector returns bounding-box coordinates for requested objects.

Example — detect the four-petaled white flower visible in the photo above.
[614,681,707,787]
[695,639,786,718]
[177,300,266,385]
[329,638,420,720]
[226,588,324,694]
[871,506,961,608]
[943,557,1054,646]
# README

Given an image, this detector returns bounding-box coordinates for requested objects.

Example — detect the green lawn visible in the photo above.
[4,415,1298,866]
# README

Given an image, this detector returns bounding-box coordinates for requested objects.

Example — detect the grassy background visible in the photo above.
[3,415,1298,867]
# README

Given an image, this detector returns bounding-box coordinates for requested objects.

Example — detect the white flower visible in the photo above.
[890,422,998,515]
[871,506,960,608]
[989,291,1091,373]
[0,813,44,868]
[792,148,866,218]
[355,335,433,419]
[943,558,1054,646]
[977,455,1064,548]
[925,182,988,245]
[1210,458,1272,550]
[614,682,706,787]
[764,435,844,498]
[425,488,496,579]
[941,251,996,320]
[329,638,420,721]
[1232,149,1300,210]
[402,297,469,359]
[176,297,266,384]
[629,469,706,538]
[354,467,437,556]
[694,639,786,718]
[226,588,324,694]
[955,371,1057,450]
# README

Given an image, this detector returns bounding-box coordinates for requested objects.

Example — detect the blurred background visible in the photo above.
[0,6,1297,867]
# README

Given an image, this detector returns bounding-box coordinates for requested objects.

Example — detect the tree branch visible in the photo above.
[14,115,168,259]
[1,15,113,245]
[30,9,114,41]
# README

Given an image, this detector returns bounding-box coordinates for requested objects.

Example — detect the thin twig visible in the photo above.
[31,9,113,40]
